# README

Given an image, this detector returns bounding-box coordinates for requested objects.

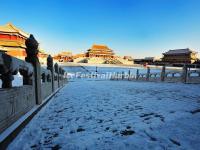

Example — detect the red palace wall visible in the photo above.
[0,34,26,42]
[0,34,10,40]
[0,33,27,59]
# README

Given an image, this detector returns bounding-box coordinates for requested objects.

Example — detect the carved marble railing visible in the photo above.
[41,67,52,100]
[0,53,34,88]
[187,69,200,83]
[137,73,147,81]
[164,71,182,82]
[0,35,68,135]
[149,73,161,82]
[0,53,35,134]
[110,71,135,81]
[111,66,200,84]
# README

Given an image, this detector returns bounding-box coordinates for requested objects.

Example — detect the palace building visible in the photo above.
[162,48,198,64]
[86,44,115,58]
[53,51,73,62]
[0,23,29,60]
[0,23,48,64]
[134,57,155,65]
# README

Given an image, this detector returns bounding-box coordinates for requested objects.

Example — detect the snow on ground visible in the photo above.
[8,79,200,150]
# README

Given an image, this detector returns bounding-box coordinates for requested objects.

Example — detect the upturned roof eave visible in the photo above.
[0,23,29,38]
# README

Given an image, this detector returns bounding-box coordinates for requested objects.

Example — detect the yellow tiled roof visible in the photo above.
[0,23,29,38]
[88,44,114,55]
[91,44,110,50]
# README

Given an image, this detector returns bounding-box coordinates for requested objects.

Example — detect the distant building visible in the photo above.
[0,23,29,60]
[86,44,115,58]
[134,57,155,65]
[0,23,48,64]
[162,48,198,64]
[54,51,73,62]
[38,49,49,64]
[123,56,133,61]
[194,59,200,65]
[73,53,86,59]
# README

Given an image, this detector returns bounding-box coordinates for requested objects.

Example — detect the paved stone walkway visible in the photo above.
[8,80,200,150]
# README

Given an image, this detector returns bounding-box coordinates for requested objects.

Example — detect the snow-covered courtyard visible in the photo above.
[8,80,200,150]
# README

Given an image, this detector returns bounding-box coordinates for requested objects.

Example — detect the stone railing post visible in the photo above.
[0,53,13,88]
[47,55,54,92]
[128,70,130,80]
[136,69,139,80]
[116,72,119,80]
[62,69,65,85]
[161,65,166,82]
[59,67,62,86]
[1,71,13,88]
[146,67,150,81]
[60,69,63,86]
[122,71,125,80]
[182,65,188,83]
[63,69,65,84]
[25,34,42,105]
[54,63,59,87]
[172,73,175,77]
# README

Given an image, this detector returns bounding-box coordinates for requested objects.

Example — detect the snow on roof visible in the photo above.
[163,48,197,55]
[0,23,29,38]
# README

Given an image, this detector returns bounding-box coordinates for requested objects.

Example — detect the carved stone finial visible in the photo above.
[47,55,53,71]
[25,34,39,64]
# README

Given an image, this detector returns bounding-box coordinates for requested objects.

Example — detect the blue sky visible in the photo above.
[0,0,200,58]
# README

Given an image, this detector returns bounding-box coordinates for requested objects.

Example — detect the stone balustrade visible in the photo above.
[149,73,161,82]
[0,35,67,134]
[187,69,200,83]
[164,71,182,82]
[41,67,52,100]
[0,53,35,134]
[111,66,200,84]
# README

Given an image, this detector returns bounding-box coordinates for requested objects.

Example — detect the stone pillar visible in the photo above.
[54,63,59,87]
[62,69,65,84]
[128,70,131,80]
[161,65,166,82]
[0,53,13,88]
[136,69,139,80]
[146,67,150,81]
[122,71,125,80]
[63,69,65,84]
[172,73,175,77]
[59,67,62,86]
[47,55,54,92]
[1,71,13,88]
[25,34,42,105]
[182,65,188,83]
